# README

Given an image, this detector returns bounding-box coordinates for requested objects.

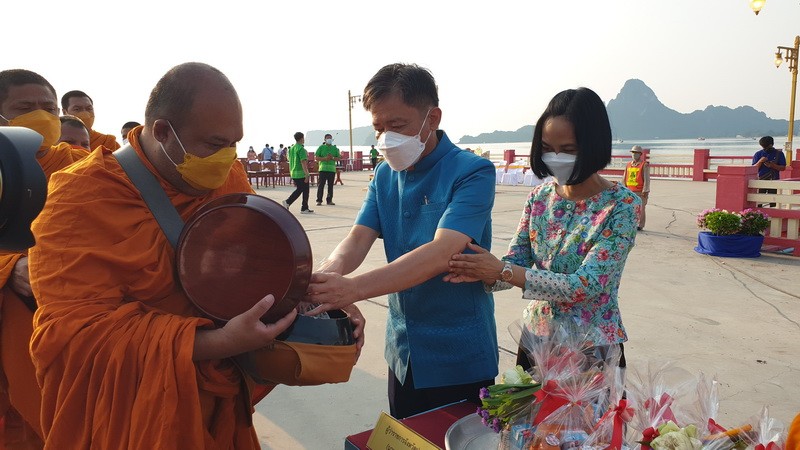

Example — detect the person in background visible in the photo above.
[753,136,787,181]
[445,87,640,372]
[283,132,313,214]
[752,136,786,207]
[247,146,258,161]
[315,133,340,206]
[278,143,287,162]
[120,121,141,145]
[0,68,89,450]
[369,144,378,169]
[623,145,650,230]
[261,143,273,161]
[59,115,91,150]
[306,63,498,419]
[61,90,120,151]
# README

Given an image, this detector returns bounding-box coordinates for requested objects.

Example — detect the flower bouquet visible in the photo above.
[477,365,541,433]
[516,320,622,449]
[742,406,787,450]
[626,360,697,449]
[695,208,770,257]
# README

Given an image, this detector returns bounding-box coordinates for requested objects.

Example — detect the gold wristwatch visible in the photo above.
[500,262,513,282]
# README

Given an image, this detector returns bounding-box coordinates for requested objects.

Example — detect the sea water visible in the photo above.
[342,136,798,165]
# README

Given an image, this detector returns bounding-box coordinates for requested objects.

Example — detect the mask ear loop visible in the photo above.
[417,108,435,146]
[158,120,187,166]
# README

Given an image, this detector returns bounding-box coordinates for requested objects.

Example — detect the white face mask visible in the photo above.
[541,152,577,185]
[325,138,333,145]
[376,109,433,171]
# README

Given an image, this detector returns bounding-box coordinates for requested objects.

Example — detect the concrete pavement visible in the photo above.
[248,172,800,449]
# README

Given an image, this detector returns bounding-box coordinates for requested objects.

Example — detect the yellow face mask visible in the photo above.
[160,121,237,191]
[73,110,95,130]
[1,110,61,148]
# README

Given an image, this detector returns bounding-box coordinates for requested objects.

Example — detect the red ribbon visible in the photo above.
[707,418,727,434]
[609,399,634,449]
[643,392,676,423]
[755,443,778,450]
[532,380,569,425]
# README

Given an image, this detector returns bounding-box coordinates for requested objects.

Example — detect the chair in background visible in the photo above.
[246,161,267,188]
[307,160,319,186]
[261,161,278,188]
[277,162,291,186]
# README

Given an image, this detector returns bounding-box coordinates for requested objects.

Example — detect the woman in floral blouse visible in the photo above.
[445,87,640,365]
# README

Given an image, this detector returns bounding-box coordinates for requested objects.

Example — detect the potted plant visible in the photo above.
[694,208,770,257]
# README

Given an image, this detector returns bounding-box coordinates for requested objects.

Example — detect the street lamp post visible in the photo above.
[348,90,362,156]
[774,36,799,165]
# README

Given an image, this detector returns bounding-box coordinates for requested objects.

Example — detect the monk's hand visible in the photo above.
[10,257,32,297]
[305,272,360,315]
[343,304,366,361]
[444,242,501,285]
[222,295,297,354]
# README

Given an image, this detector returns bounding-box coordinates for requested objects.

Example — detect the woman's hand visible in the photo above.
[444,242,503,285]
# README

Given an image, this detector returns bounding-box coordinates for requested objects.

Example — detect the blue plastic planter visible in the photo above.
[694,232,764,258]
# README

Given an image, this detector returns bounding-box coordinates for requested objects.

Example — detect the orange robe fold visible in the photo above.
[88,129,120,152]
[0,143,86,450]
[29,128,258,449]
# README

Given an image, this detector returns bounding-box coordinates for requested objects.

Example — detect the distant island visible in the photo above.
[306,79,798,145]
[458,79,798,143]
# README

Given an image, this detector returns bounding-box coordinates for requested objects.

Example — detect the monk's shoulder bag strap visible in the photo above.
[112,145,184,249]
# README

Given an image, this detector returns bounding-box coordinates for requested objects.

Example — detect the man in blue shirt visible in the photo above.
[752,136,787,180]
[752,136,787,207]
[306,63,498,419]
[261,143,273,161]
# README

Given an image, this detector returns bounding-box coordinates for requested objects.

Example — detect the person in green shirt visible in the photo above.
[282,131,313,213]
[369,144,379,170]
[315,133,341,206]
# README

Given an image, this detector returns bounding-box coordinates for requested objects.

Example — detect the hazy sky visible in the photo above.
[4,0,798,151]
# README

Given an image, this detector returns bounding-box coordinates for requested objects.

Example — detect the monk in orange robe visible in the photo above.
[0,69,89,450]
[60,90,120,151]
[29,62,351,449]
[788,412,799,450]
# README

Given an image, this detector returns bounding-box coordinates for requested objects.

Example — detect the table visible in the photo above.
[344,401,477,449]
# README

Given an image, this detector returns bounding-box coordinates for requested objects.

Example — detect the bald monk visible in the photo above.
[120,120,140,145]
[60,90,120,151]
[28,62,365,448]
[58,115,91,150]
[0,69,89,450]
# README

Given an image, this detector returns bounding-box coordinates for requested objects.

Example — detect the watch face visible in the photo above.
[501,265,513,282]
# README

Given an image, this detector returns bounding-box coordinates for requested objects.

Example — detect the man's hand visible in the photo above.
[342,304,366,361]
[306,272,360,315]
[10,257,32,297]
[194,295,297,361]
[220,295,297,353]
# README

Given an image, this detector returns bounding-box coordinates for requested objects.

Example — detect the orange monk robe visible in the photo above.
[29,128,264,449]
[88,129,120,151]
[0,142,88,449]
[787,412,800,450]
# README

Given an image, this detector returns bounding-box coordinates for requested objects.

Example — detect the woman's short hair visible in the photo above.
[530,88,612,185]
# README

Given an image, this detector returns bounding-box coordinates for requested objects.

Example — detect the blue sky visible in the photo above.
[4,0,798,149]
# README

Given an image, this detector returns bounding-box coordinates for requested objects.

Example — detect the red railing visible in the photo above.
[501,148,800,181]
[716,163,800,256]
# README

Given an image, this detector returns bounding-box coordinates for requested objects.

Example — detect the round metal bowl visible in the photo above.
[176,193,312,323]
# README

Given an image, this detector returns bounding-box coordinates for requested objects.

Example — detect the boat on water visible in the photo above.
[697,137,706,141]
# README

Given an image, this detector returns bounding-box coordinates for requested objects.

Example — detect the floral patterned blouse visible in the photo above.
[497,181,640,345]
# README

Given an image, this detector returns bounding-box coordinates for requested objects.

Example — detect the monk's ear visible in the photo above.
[151,119,170,144]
